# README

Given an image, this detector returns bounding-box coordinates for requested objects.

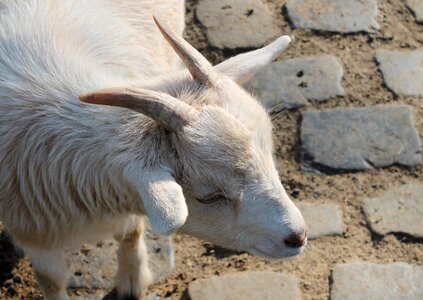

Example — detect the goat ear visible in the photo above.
[215,36,293,84]
[80,87,199,131]
[135,167,188,235]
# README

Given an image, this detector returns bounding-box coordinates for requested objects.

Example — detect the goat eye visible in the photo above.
[196,193,224,204]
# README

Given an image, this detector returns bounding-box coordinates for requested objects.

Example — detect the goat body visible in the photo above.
[0,0,184,246]
[0,1,306,299]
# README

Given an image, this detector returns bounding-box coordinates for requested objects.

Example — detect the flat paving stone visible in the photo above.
[301,105,422,173]
[297,203,343,239]
[245,55,344,112]
[68,224,174,289]
[196,0,281,49]
[363,183,423,238]
[331,262,423,300]
[188,271,300,300]
[406,0,423,23]
[376,49,423,96]
[286,0,380,33]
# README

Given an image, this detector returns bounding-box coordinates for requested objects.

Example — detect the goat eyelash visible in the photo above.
[195,192,228,205]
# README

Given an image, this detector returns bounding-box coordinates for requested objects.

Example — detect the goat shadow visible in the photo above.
[0,230,24,290]
[99,290,156,300]
[202,243,244,259]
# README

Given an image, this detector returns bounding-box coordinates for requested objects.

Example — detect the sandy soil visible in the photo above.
[1,0,422,299]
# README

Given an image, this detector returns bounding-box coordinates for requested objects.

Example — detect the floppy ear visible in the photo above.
[135,167,188,235]
[216,35,293,84]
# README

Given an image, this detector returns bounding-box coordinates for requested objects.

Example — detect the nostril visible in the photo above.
[284,232,307,248]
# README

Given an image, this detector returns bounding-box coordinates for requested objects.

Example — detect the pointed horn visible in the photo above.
[153,16,217,86]
[79,88,199,131]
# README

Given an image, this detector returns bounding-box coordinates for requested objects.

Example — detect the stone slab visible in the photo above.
[406,0,423,23]
[286,0,380,33]
[188,271,300,300]
[196,0,281,49]
[68,224,174,289]
[376,49,423,96]
[297,203,343,239]
[301,105,422,173]
[331,262,423,300]
[245,55,344,112]
[363,183,423,238]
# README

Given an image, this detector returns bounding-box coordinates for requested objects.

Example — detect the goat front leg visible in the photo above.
[115,218,153,300]
[25,247,69,300]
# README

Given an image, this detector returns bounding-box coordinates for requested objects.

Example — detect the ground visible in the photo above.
[1,0,422,299]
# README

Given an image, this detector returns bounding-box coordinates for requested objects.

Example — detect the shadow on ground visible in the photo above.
[202,243,244,259]
[0,230,24,295]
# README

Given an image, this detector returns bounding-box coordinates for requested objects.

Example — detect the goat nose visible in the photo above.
[284,231,307,248]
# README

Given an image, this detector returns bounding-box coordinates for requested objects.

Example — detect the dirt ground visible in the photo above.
[1,0,422,299]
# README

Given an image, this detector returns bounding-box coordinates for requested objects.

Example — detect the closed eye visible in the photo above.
[196,193,227,204]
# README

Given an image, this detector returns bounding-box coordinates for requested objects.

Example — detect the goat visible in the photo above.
[0,0,307,299]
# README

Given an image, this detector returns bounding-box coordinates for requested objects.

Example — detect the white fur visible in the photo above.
[0,1,306,299]
[134,166,188,235]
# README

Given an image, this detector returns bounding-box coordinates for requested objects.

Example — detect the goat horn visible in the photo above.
[153,16,217,87]
[79,88,199,131]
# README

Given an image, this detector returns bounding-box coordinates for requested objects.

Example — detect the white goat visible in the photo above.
[0,0,307,299]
